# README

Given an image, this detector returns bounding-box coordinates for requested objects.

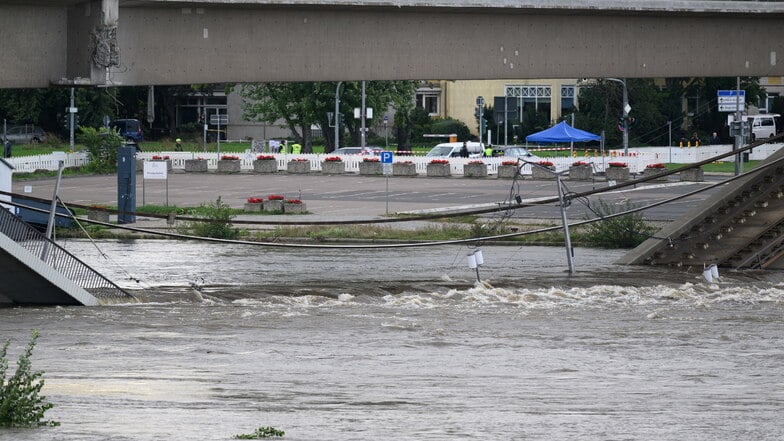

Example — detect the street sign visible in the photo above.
[718,90,745,98]
[717,90,745,112]
[718,96,745,104]
[380,151,393,164]
[719,103,745,112]
[383,163,392,175]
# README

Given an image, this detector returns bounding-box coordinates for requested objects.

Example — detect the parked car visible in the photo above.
[425,141,484,158]
[332,146,382,156]
[111,119,144,143]
[494,146,542,162]
[4,124,46,144]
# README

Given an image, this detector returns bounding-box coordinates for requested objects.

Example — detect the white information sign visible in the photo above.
[143,161,168,180]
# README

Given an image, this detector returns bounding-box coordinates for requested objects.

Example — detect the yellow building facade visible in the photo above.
[419,79,579,140]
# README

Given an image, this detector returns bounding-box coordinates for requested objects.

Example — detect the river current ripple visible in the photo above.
[1,240,782,440]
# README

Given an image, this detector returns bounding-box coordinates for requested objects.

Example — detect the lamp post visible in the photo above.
[334,81,343,151]
[606,78,629,155]
[476,96,484,144]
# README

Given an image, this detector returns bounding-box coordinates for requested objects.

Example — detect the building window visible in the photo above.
[561,85,576,112]
[415,92,440,116]
[687,96,699,116]
[504,85,552,122]
[759,93,779,113]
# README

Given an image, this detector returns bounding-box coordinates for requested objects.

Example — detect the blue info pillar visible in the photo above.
[117,145,136,224]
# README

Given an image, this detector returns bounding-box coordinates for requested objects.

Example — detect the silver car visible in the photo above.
[331,146,382,156]
[496,146,541,162]
[4,125,47,144]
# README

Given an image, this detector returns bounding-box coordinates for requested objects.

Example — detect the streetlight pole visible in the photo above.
[606,78,629,155]
[334,81,343,151]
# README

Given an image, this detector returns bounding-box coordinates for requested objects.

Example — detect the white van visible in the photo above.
[425,141,484,158]
[727,113,784,142]
[744,114,781,141]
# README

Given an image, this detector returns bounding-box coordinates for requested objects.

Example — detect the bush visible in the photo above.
[584,200,656,248]
[234,426,285,439]
[187,196,239,239]
[429,118,471,142]
[76,126,124,174]
[0,330,58,428]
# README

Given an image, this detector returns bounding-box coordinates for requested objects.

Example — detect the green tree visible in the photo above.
[0,330,58,428]
[76,126,124,173]
[239,81,416,152]
[576,79,669,148]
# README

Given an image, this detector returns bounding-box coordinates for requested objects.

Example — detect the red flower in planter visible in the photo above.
[501,160,518,166]
[247,197,263,204]
[395,160,414,164]
[362,157,380,162]
[608,162,628,167]
[268,195,285,200]
[429,159,449,164]
[324,156,342,162]
[572,161,588,166]
[537,160,554,167]
[151,155,170,160]
[291,158,309,162]
[196,156,204,160]
[468,160,485,165]
[285,199,302,204]
[256,155,275,160]
[646,163,666,169]
[221,155,239,160]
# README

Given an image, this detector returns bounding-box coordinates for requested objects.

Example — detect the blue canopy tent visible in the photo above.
[525,121,601,143]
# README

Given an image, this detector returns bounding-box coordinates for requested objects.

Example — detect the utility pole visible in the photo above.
[334,81,343,151]
[361,81,366,149]
[606,78,629,154]
[734,76,743,176]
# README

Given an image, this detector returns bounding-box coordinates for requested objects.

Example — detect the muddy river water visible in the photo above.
[1,240,782,440]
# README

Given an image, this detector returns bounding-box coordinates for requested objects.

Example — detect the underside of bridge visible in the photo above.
[1,1,783,88]
[619,140,784,271]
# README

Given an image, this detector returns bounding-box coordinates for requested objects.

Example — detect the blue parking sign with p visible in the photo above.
[381,151,393,164]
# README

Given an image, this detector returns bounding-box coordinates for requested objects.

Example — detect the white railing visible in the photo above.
[6,151,90,173]
[137,151,660,175]
[10,144,782,176]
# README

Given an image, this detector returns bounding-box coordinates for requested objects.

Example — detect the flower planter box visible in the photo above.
[463,163,488,178]
[184,159,208,172]
[252,159,278,173]
[680,167,704,182]
[642,168,669,182]
[426,163,451,177]
[532,165,556,180]
[263,200,284,212]
[244,202,263,212]
[150,159,172,171]
[497,164,519,179]
[359,161,383,176]
[321,161,346,174]
[569,164,593,181]
[606,166,630,181]
[283,202,307,214]
[287,160,311,174]
[393,162,417,176]
[87,209,110,223]
[217,159,241,173]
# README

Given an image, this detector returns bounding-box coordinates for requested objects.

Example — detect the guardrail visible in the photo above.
[11,143,781,176]
[136,151,660,174]
[5,151,90,173]
[0,207,133,301]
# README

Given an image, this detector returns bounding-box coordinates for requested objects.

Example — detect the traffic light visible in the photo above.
[617,116,625,132]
